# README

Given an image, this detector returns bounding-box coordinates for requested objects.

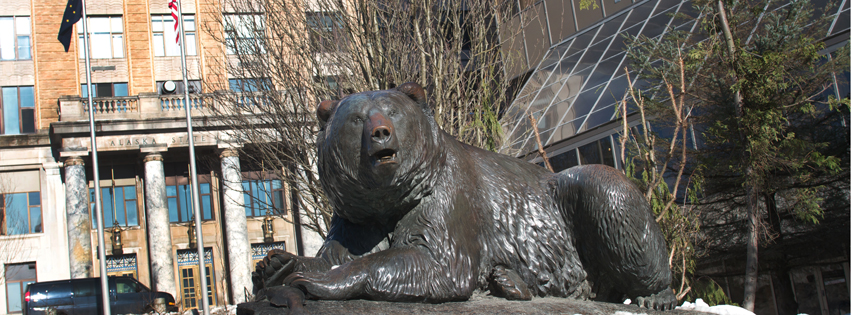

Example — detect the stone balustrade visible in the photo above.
[58,92,214,121]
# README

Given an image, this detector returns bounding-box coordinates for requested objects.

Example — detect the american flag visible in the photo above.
[168,0,180,44]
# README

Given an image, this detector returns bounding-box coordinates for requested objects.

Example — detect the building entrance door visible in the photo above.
[176,248,215,309]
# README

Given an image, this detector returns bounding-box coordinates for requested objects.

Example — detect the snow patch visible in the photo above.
[677,299,756,315]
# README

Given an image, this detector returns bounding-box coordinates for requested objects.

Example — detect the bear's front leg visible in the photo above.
[283,246,476,302]
[253,240,355,292]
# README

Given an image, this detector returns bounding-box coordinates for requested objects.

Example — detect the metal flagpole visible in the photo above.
[173,0,210,313]
[79,0,111,314]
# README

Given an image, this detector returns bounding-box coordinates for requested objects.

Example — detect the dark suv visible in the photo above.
[22,276,177,315]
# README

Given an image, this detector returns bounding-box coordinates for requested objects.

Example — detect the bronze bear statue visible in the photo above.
[252,82,677,310]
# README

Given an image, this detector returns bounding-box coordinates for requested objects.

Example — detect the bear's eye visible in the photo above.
[388,109,399,117]
[351,116,364,124]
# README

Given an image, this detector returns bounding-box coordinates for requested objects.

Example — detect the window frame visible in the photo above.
[89,184,139,228]
[77,16,125,59]
[0,86,35,135]
[0,16,31,61]
[81,82,129,98]
[5,262,36,314]
[241,171,286,218]
[305,11,346,53]
[0,191,42,235]
[224,13,266,55]
[166,174,214,223]
[151,14,197,57]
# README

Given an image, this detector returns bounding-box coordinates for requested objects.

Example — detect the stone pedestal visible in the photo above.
[221,148,252,303]
[64,156,93,278]
[143,151,177,297]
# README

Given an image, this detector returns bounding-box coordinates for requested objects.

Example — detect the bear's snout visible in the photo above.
[367,111,394,146]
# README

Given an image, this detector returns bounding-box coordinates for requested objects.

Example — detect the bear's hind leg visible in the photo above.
[488,265,532,300]
[553,164,675,310]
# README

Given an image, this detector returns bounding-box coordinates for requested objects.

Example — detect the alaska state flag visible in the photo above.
[58,0,83,52]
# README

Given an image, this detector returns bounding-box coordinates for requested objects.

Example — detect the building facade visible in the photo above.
[0,0,308,313]
[498,0,849,314]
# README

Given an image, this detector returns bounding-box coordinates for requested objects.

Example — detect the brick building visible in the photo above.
[0,0,317,312]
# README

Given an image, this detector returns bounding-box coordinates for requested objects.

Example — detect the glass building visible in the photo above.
[498,0,849,170]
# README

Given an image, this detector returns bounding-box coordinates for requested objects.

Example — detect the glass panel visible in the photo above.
[640,11,674,40]
[624,3,655,29]
[3,87,20,135]
[21,109,34,133]
[28,192,39,206]
[200,183,210,194]
[186,33,197,55]
[0,18,15,60]
[584,104,617,130]
[549,120,579,144]
[242,181,252,216]
[30,206,41,233]
[550,149,579,172]
[112,34,124,58]
[102,187,115,226]
[202,196,212,220]
[578,141,602,164]
[600,137,615,167]
[168,197,179,222]
[153,33,165,56]
[184,16,196,31]
[564,27,598,57]
[126,200,138,226]
[595,14,628,43]
[91,33,111,58]
[19,86,33,108]
[17,35,30,59]
[7,193,27,235]
[15,17,30,34]
[6,282,22,312]
[179,185,191,221]
[110,17,123,32]
[586,55,621,91]
[114,83,128,97]
[151,16,163,32]
[114,187,126,225]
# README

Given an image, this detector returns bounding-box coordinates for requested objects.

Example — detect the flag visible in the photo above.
[58,0,83,52]
[168,0,180,44]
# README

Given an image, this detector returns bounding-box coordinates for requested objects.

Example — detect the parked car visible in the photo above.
[22,276,177,315]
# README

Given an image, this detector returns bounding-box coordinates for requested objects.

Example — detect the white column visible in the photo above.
[143,151,177,298]
[220,148,252,303]
[64,156,93,278]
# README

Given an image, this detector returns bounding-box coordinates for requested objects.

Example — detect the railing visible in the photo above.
[82,96,139,114]
[58,91,284,122]
[160,94,209,111]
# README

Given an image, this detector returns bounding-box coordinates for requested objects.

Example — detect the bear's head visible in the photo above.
[316,82,445,225]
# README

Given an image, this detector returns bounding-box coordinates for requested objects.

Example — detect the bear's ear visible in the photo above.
[317,100,339,126]
[395,82,429,111]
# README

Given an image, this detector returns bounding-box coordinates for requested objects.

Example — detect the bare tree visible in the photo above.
[201,0,518,240]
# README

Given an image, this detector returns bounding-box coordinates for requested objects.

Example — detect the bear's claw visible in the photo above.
[489,265,533,300]
[633,288,677,311]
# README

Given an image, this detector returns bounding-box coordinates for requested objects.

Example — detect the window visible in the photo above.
[0,192,41,235]
[242,175,286,217]
[152,15,197,56]
[1,86,35,135]
[0,16,31,60]
[89,185,138,227]
[224,14,265,54]
[305,12,345,52]
[167,182,213,223]
[228,78,271,92]
[81,82,128,98]
[5,262,36,314]
[77,16,124,59]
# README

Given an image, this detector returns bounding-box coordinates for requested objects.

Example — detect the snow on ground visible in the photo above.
[676,299,756,315]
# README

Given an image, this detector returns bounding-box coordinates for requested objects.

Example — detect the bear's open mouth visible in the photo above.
[372,149,398,165]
